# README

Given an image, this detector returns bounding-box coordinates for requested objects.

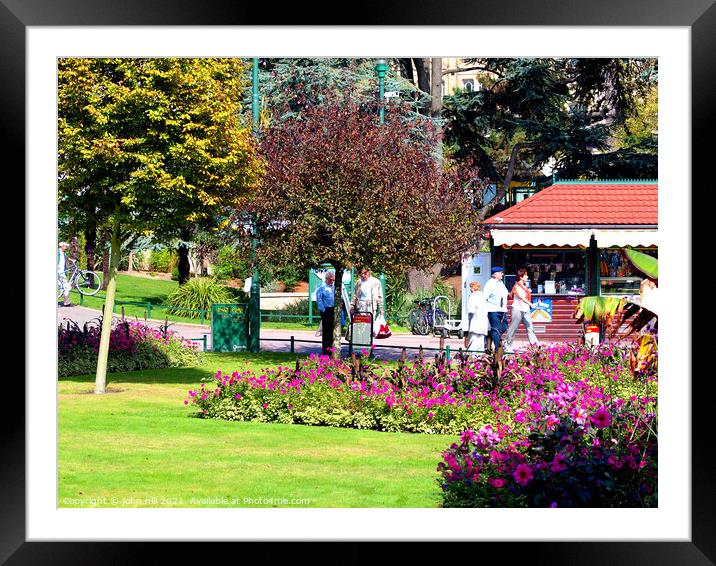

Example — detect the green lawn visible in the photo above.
[69,272,413,332]
[58,352,454,508]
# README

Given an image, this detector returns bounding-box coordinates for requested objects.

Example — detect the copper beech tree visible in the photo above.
[234,97,484,357]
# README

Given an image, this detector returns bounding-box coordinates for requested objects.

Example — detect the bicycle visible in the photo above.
[408,297,446,336]
[57,259,103,301]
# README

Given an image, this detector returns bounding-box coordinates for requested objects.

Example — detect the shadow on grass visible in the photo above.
[59,351,306,386]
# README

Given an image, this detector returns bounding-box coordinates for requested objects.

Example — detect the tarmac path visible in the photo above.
[56,304,531,362]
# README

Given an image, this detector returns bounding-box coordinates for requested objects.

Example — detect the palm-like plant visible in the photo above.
[575,248,657,377]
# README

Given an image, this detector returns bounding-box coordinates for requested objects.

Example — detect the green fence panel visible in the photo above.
[211,303,249,352]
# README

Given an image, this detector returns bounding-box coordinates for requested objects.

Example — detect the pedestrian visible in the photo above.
[351,267,384,335]
[504,268,539,353]
[483,266,509,353]
[466,281,489,355]
[57,241,72,307]
[316,271,336,355]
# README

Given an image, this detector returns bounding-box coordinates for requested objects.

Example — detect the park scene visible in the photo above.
[57,57,658,509]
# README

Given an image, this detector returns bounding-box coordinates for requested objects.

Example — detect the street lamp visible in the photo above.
[249,57,261,353]
[374,58,389,317]
[374,58,388,125]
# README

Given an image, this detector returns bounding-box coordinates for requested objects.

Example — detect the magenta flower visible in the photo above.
[513,463,533,486]
[488,477,506,488]
[590,407,612,429]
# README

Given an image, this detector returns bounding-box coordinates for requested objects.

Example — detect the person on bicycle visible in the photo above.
[351,267,384,335]
[57,241,72,306]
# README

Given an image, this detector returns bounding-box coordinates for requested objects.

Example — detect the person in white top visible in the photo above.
[466,281,489,354]
[505,268,539,353]
[351,267,384,334]
[57,241,72,306]
[483,266,509,353]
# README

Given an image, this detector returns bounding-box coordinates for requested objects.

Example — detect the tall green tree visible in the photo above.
[232,96,484,357]
[58,57,262,393]
[442,58,658,220]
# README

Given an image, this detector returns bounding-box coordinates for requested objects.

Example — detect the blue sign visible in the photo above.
[530,298,552,323]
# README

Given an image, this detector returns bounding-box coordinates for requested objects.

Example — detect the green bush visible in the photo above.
[212,245,250,281]
[149,248,178,273]
[164,277,234,319]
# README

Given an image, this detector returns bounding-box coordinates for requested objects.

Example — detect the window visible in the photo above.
[462,79,474,92]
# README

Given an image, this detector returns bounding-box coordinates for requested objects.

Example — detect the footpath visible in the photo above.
[56,304,530,362]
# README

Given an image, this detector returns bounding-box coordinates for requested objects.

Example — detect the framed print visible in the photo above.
[6,0,712,562]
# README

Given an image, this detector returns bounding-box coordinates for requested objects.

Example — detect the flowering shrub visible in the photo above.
[186,350,496,434]
[58,319,202,377]
[437,344,658,508]
[186,343,654,439]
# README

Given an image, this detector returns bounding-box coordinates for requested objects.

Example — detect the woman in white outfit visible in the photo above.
[466,281,489,355]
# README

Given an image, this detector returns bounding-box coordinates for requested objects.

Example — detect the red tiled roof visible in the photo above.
[482,182,658,225]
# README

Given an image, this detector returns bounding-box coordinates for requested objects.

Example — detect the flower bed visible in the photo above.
[187,343,653,434]
[436,343,657,507]
[58,319,202,377]
[187,342,657,506]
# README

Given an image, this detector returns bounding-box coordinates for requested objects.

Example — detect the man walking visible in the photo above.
[483,266,509,353]
[504,268,539,353]
[316,271,336,355]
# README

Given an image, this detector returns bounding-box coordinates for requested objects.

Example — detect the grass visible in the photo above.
[68,272,414,332]
[58,352,454,508]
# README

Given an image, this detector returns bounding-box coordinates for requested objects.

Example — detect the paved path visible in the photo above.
[56,304,533,362]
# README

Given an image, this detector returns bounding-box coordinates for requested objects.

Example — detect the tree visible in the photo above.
[58,57,262,393]
[442,58,658,228]
[231,97,484,358]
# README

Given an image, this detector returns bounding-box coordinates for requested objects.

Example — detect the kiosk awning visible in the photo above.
[492,229,592,247]
[590,229,658,248]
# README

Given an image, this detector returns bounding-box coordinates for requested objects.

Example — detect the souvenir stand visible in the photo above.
[477,180,658,343]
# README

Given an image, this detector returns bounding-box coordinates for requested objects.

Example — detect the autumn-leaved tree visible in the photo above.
[58,57,263,393]
[232,96,484,357]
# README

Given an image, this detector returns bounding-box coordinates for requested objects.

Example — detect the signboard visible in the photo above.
[530,298,553,323]
[351,312,373,349]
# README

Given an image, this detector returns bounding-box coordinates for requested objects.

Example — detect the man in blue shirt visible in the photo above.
[316,271,336,355]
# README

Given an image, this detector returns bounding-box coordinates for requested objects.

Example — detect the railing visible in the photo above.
[76,294,412,329]
[258,336,493,362]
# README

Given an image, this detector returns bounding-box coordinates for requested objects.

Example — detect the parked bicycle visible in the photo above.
[407,297,446,336]
[57,259,102,300]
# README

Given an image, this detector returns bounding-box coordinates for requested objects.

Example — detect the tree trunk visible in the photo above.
[430,57,443,118]
[413,58,431,114]
[178,243,190,285]
[331,262,344,360]
[100,232,110,290]
[95,222,121,394]
[407,263,443,294]
[398,58,414,83]
[127,251,135,272]
[84,225,96,271]
[478,141,536,219]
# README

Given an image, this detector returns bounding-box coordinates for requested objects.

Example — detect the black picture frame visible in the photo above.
[7,0,711,563]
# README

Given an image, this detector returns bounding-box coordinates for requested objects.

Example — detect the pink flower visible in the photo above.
[235,394,242,400]
[513,463,533,486]
[550,454,569,473]
[590,407,612,429]
[488,477,506,488]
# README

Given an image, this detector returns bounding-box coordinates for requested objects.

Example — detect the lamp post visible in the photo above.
[374,58,388,125]
[374,59,389,316]
[249,57,261,353]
